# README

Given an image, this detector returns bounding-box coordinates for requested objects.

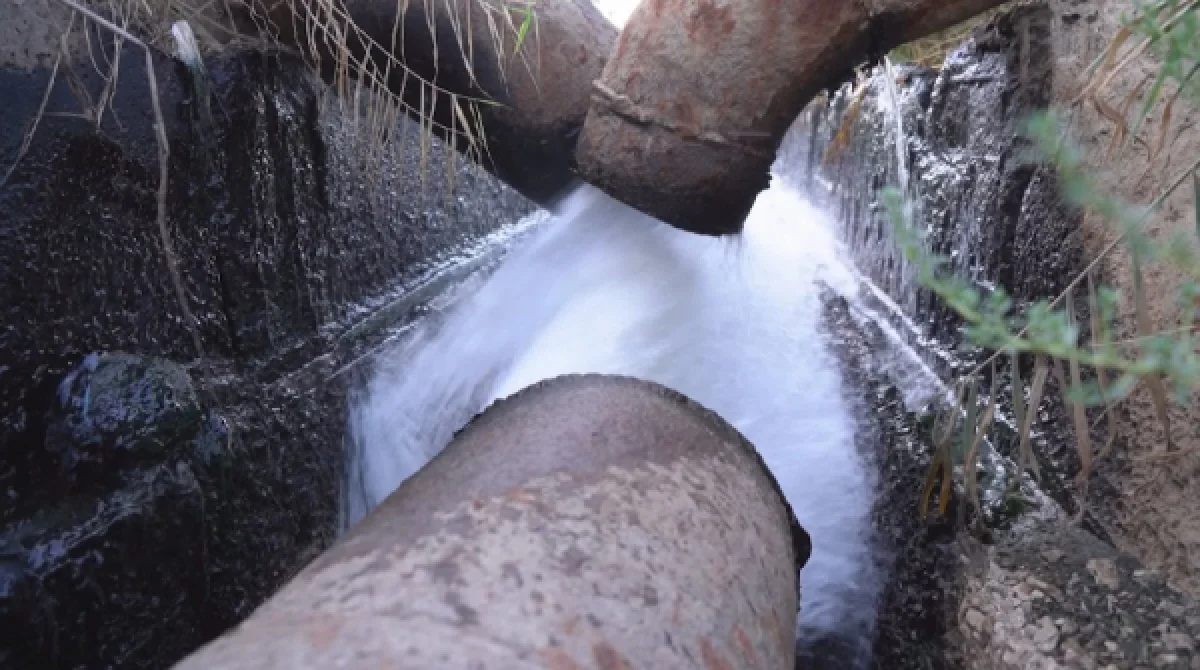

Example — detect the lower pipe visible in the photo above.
[174,374,809,669]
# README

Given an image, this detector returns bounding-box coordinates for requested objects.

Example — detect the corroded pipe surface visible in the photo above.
[574,0,1011,235]
[174,375,808,669]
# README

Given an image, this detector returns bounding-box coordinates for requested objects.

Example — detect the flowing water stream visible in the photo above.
[337,1,947,662]
[343,173,903,662]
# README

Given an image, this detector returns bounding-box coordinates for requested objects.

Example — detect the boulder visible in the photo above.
[954,514,1200,669]
[45,353,207,475]
[0,352,221,669]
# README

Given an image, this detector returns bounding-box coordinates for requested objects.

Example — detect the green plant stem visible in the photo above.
[965,151,1200,379]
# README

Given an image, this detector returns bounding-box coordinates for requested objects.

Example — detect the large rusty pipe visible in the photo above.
[174,375,809,668]
[253,0,616,204]
[574,0,1012,235]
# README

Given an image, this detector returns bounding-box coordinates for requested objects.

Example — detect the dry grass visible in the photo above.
[889,2,1017,68]
[821,73,869,166]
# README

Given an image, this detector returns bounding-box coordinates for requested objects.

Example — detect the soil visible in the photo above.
[1046,0,1200,597]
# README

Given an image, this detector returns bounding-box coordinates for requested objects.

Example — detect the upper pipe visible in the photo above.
[573,0,1012,235]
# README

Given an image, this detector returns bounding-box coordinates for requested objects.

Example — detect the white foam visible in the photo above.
[345,180,879,655]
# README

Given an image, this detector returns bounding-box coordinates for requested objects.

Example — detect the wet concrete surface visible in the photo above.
[1,38,531,668]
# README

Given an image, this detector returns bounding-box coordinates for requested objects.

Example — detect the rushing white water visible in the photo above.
[344,176,883,659]
[344,4,881,652]
[880,56,911,197]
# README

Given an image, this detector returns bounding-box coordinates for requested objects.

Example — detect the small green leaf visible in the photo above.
[512,5,533,57]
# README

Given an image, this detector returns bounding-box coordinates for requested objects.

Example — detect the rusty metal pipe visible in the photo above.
[574,0,1012,235]
[254,0,616,204]
[174,375,809,669]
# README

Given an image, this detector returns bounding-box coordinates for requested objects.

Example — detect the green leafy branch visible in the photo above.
[888,116,1200,399]
[897,11,1195,521]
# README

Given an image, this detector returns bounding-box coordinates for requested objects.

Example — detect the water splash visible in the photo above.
[880,56,911,197]
[344,176,884,662]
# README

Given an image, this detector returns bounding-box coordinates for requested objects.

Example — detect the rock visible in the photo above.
[0,352,220,669]
[192,409,232,464]
[44,353,206,473]
[1087,558,1121,590]
[824,256,1200,670]
[967,608,988,631]
[786,1,1080,361]
[1164,601,1188,618]
[1134,568,1164,586]
[1034,617,1060,653]
[931,501,1200,669]
[787,0,1103,536]
[818,288,970,669]
[1060,637,1092,668]
[1163,632,1194,653]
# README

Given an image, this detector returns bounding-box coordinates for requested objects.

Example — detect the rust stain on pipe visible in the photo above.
[574,0,1012,236]
[174,375,808,669]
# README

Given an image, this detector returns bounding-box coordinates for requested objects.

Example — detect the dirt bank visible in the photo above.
[1047,0,1200,596]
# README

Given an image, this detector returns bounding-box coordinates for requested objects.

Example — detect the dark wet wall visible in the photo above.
[0,27,532,669]
[785,3,1082,361]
